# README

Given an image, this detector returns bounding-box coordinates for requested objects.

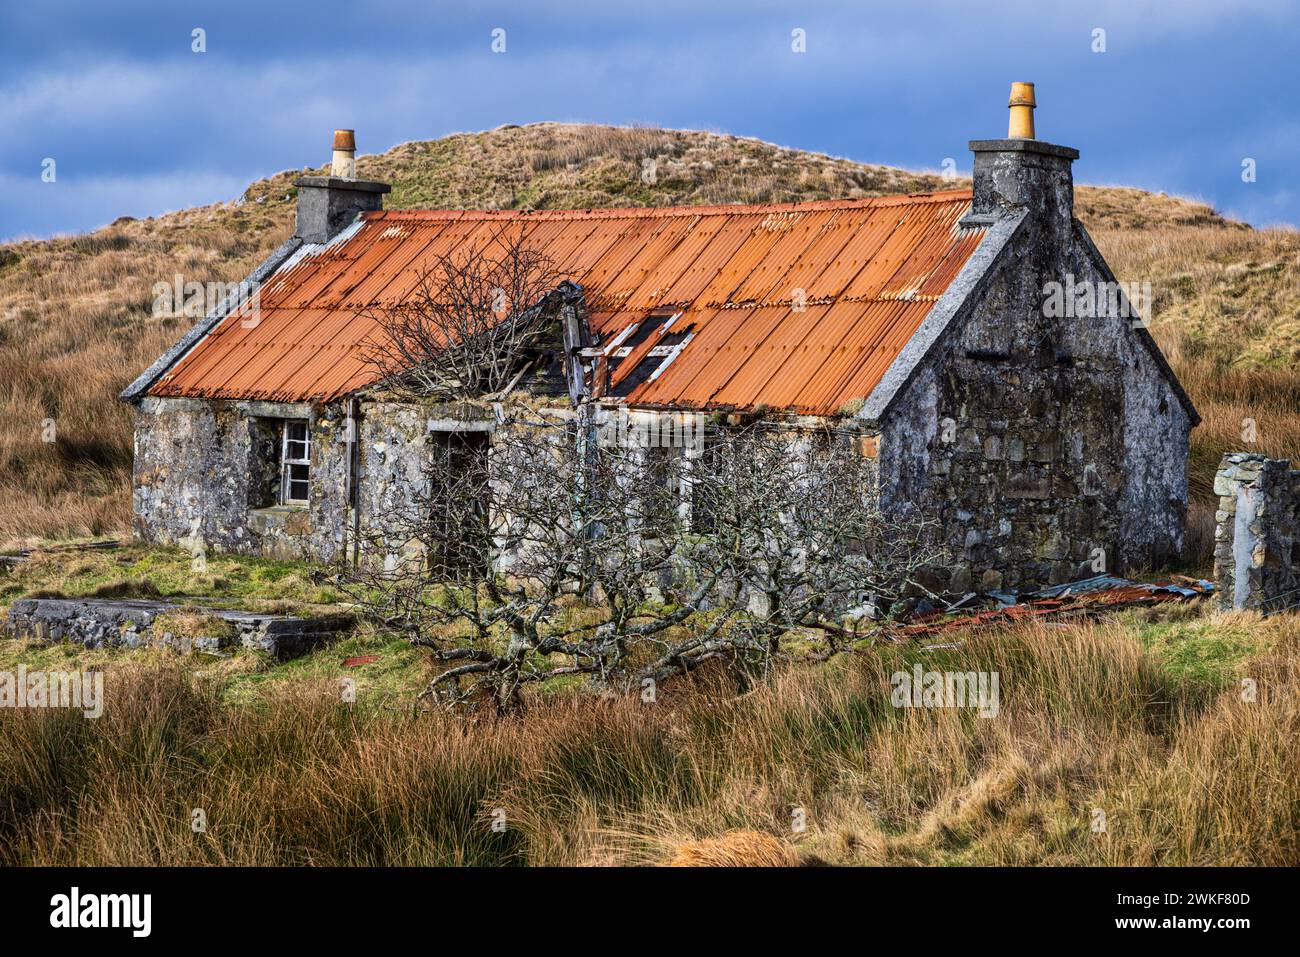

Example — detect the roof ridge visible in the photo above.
[365,189,974,222]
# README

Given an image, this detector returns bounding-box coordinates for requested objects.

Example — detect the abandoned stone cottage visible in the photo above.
[120,86,1199,592]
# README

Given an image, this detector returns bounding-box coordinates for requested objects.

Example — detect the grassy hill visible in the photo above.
[2,122,1298,551]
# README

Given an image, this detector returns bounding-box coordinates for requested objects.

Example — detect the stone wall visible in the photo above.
[1213,453,1300,613]
[354,400,438,558]
[5,597,353,658]
[133,396,251,552]
[876,220,1191,593]
[133,394,503,566]
[133,395,352,562]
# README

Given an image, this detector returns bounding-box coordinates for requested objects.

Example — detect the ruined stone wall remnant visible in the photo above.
[1214,453,1300,614]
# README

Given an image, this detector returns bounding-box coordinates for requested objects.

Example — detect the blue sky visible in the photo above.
[3,0,1298,241]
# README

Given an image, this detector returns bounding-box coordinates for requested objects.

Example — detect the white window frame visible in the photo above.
[280,419,311,506]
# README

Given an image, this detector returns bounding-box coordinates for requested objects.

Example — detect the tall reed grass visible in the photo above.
[2,613,1294,866]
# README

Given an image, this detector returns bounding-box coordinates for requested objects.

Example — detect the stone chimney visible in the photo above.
[962,82,1079,230]
[294,129,391,244]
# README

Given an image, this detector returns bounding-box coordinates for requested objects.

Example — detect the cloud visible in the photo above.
[1,0,1298,237]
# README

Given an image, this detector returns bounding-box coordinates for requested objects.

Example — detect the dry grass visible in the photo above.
[665,829,807,867]
[1092,222,1300,505]
[151,608,237,643]
[0,214,291,548]
[0,122,1296,546]
[1,609,1294,866]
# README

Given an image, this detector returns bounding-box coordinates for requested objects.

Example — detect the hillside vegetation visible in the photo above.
[1,122,1297,549]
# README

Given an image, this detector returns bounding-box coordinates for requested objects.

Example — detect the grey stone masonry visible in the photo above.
[1213,453,1300,613]
[294,176,390,244]
[5,597,353,659]
[872,137,1193,592]
[966,138,1080,225]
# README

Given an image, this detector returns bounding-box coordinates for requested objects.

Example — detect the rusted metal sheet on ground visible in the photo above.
[887,576,1216,640]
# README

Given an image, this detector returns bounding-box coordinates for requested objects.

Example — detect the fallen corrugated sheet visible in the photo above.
[888,575,1216,640]
[149,191,985,412]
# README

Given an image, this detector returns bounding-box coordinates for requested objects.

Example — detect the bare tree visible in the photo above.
[680,425,944,674]
[358,227,563,400]
[340,409,712,712]
[339,411,942,712]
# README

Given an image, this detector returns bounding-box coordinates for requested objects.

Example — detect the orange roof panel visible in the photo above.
[148,191,986,414]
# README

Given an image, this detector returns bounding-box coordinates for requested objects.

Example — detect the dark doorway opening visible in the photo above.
[428,431,491,581]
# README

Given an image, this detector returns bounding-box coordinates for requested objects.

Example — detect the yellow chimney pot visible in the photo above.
[1007,82,1036,139]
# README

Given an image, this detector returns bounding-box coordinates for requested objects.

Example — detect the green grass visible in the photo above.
[0,624,428,711]
[0,542,433,709]
[217,627,428,709]
[1124,607,1264,690]
[0,543,342,609]
[0,634,169,673]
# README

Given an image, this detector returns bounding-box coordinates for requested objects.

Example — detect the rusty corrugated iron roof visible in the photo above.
[149,190,985,414]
